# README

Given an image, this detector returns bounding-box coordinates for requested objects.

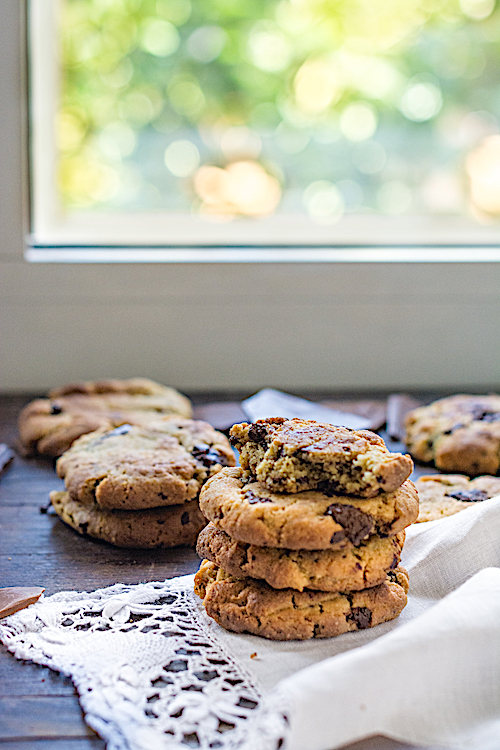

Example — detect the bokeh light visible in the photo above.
[466,135,500,215]
[303,181,345,224]
[58,0,500,226]
[400,78,443,122]
[194,161,281,217]
[164,139,200,176]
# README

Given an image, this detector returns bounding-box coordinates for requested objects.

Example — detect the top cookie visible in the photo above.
[56,418,235,510]
[230,418,413,497]
[18,378,193,457]
[405,394,500,475]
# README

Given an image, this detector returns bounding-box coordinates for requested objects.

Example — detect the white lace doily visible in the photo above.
[0,575,290,750]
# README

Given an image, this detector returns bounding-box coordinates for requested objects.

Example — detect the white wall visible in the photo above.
[1,0,499,395]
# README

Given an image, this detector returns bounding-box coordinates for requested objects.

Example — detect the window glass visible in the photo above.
[57,0,500,222]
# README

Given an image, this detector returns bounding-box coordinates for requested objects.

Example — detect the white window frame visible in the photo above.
[27,0,500,263]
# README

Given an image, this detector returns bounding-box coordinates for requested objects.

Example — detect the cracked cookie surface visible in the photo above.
[414,473,500,522]
[18,378,193,458]
[197,522,405,592]
[56,419,235,510]
[50,490,206,548]
[405,394,500,476]
[230,418,412,496]
[194,560,409,640]
[198,467,418,550]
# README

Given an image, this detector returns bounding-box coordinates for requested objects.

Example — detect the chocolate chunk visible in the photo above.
[247,422,269,446]
[181,512,190,525]
[325,504,373,545]
[329,531,345,544]
[50,402,63,415]
[479,412,500,423]
[192,443,231,468]
[446,489,489,502]
[470,406,500,422]
[244,490,272,505]
[347,606,372,629]
[96,424,132,442]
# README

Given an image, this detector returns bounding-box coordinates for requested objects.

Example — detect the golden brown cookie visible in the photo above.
[56,419,235,510]
[194,560,409,640]
[197,523,405,592]
[414,473,500,522]
[230,418,412,496]
[18,378,192,457]
[50,490,205,548]
[405,394,500,476]
[199,468,418,550]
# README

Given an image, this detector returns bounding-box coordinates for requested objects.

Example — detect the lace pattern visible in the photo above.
[0,576,290,750]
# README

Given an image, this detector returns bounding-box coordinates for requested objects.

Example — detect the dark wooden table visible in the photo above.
[0,392,439,750]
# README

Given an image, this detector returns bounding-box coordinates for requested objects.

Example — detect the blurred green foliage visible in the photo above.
[58,0,500,218]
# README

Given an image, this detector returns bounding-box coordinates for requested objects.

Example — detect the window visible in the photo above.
[28,0,500,255]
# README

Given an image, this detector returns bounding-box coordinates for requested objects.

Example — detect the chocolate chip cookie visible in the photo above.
[18,378,192,457]
[199,468,418,550]
[194,560,409,640]
[414,473,500,522]
[197,523,405,592]
[56,419,235,510]
[230,418,412,496]
[50,490,205,548]
[405,394,500,475]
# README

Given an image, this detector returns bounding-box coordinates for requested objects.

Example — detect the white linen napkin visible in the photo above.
[233,496,500,750]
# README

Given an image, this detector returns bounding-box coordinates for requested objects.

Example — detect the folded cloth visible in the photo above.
[2,496,500,750]
[208,495,500,750]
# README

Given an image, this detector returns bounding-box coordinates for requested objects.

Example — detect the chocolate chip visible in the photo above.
[192,443,231,468]
[478,412,500,423]
[389,554,399,569]
[98,424,132,440]
[247,422,269,446]
[329,531,345,544]
[470,406,500,422]
[181,512,190,525]
[347,606,372,629]
[446,489,489,502]
[244,490,272,504]
[50,402,63,414]
[325,504,373,545]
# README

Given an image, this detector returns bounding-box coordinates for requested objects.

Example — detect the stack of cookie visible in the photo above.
[195,418,418,640]
[49,416,235,548]
[18,378,193,458]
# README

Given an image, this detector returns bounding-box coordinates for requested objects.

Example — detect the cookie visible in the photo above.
[405,394,500,475]
[56,419,235,510]
[199,468,418,550]
[18,378,192,457]
[230,418,412,496]
[194,560,409,640]
[197,523,405,592]
[50,490,205,548]
[414,473,500,522]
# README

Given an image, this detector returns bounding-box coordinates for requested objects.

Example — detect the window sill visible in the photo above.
[24,245,500,264]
